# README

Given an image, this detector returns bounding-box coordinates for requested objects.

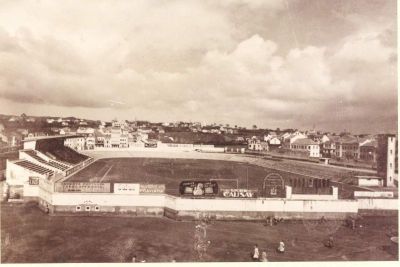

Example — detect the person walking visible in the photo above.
[252,244,260,261]
[277,241,285,253]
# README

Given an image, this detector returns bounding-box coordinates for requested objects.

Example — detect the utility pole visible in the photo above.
[246,163,249,189]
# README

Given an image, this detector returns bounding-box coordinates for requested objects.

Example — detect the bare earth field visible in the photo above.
[1,202,397,263]
[67,157,372,198]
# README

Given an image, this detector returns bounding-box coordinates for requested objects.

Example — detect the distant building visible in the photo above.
[290,138,320,158]
[112,119,127,129]
[268,137,281,146]
[376,134,397,187]
[359,140,377,162]
[248,137,264,151]
[64,136,86,150]
[335,135,359,159]
[321,135,339,158]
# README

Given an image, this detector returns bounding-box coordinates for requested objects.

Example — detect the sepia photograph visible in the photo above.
[0,0,398,264]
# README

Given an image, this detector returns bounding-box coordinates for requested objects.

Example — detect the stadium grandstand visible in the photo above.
[5,135,93,191]
[35,137,88,165]
[14,160,54,176]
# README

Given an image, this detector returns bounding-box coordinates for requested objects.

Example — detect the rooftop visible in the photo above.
[23,134,85,142]
[292,138,317,145]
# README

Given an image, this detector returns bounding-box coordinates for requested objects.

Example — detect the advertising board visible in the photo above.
[29,177,40,185]
[221,189,257,198]
[114,183,140,195]
[179,181,218,197]
[354,191,394,198]
[55,182,111,193]
[140,184,166,194]
[263,173,285,198]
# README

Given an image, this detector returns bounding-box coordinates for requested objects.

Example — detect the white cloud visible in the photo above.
[0,0,396,133]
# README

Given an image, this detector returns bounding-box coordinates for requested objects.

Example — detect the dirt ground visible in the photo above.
[66,157,370,198]
[1,202,398,263]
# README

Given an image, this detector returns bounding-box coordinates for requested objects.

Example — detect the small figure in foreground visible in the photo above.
[324,236,334,248]
[277,241,285,253]
[252,244,260,261]
[260,251,268,262]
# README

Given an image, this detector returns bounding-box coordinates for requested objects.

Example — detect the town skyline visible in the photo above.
[0,112,396,136]
[0,0,397,134]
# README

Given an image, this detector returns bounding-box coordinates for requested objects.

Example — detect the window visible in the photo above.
[390,149,393,155]
[94,206,100,211]
[76,206,81,211]
[85,206,91,211]
[390,163,392,169]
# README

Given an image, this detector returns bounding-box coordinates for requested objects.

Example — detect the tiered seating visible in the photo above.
[24,150,47,164]
[23,149,70,172]
[47,160,69,171]
[14,160,54,176]
[36,138,89,165]
[49,146,89,165]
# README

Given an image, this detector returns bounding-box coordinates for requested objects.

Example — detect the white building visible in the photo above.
[248,137,268,151]
[112,120,127,129]
[64,137,86,150]
[290,138,320,157]
[269,137,281,145]
[77,127,95,135]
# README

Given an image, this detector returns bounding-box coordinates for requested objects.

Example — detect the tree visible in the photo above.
[252,125,257,129]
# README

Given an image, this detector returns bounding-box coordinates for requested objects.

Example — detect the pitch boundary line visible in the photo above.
[100,165,113,182]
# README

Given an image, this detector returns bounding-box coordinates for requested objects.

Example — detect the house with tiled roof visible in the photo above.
[248,136,268,151]
[283,132,307,148]
[290,138,320,157]
[321,135,340,158]
[359,139,377,162]
[335,135,360,159]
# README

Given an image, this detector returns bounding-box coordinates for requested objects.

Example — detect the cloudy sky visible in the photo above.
[0,0,397,133]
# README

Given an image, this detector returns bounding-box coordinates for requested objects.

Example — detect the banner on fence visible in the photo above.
[221,189,257,198]
[263,173,285,198]
[55,182,111,193]
[114,183,140,195]
[179,181,218,197]
[140,184,166,194]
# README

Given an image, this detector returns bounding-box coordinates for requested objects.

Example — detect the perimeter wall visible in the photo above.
[37,187,359,220]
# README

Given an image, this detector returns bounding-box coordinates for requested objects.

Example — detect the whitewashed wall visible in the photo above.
[48,192,358,214]
[357,198,398,210]
[51,193,165,207]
